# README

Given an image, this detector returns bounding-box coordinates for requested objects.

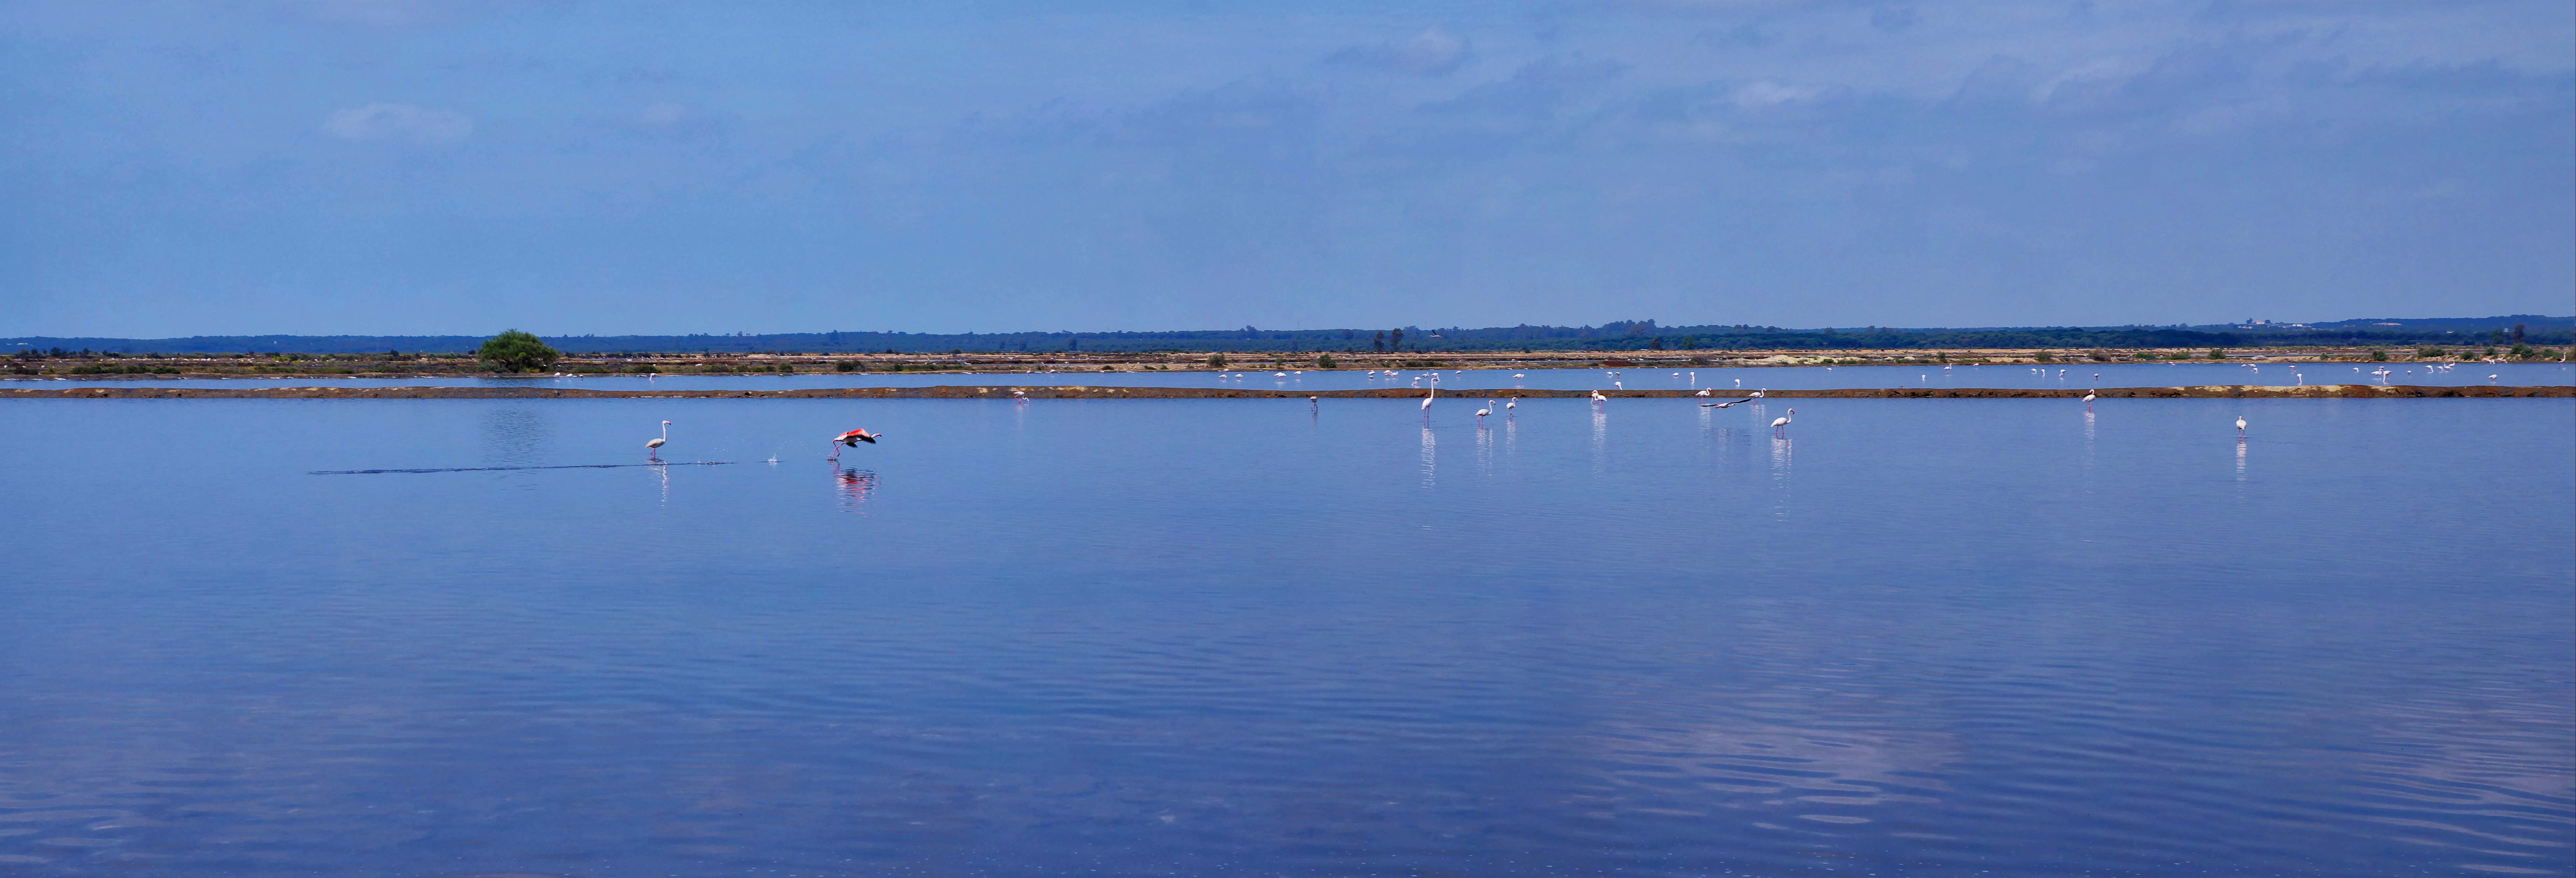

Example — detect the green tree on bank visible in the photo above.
[478,330,561,372]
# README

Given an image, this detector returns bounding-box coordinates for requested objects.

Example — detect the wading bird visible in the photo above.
[1703,398,1752,408]
[646,420,670,459]
[2084,391,2096,411]
[1591,390,1608,405]
[1696,389,1711,397]
[1422,386,1436,412]
[2235,416,2247,437]
[828,428,882,460]
[1770,409,1794,437]
[1505,398,1516,412]
[1476,401,1492,420]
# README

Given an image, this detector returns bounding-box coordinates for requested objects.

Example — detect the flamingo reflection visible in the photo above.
[833,464,879,514]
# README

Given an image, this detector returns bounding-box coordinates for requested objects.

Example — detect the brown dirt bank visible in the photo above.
[6,384,2568,400]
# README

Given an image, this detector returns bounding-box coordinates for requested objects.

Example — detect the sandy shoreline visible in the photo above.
[6,384,2567,400]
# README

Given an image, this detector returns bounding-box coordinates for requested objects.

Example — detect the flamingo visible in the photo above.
[1505,398,1516,413]
[1770,409,1794,437]
[1422,385,1436,412]
[1695,389,1711,397]
[1703,398,1752,408]
[1476,401,1493,420]
[2083,391,2096,411]
[828,428,883,459]
[1590,390,1607,405]
[2235,416,2247,437]
[646,420,670,458]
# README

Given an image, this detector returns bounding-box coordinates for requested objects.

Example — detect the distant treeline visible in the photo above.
[9,316,2567,355]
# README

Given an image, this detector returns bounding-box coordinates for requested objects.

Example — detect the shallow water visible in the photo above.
[4,396,2570,876]
[11,360,2573,392]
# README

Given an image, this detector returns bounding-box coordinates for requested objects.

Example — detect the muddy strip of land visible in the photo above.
[6,384,2567,400]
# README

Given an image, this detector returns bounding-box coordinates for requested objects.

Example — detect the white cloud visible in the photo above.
[320,103,474,143]
[636,102,689,127]
[1732,80,1826,107]
[1328,27,1474,75]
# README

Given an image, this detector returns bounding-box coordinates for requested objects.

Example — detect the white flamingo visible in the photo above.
[1591,390,1607,405]
[646,420,670,458]
[1505,398,1516,413]
[1476,401,1493,420]
[1770,409,1794,437]
[2236,416,2248,437]
[1422,385,1436,412]
[2083,391,2096,411]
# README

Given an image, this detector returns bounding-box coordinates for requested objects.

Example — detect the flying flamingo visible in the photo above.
[1770,409,1794,437]
[646,420,670,459]
[828,428,883,459]
[1702,398,1752,408]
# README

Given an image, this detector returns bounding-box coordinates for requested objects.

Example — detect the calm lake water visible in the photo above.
[12,361,2574,392]
[4,396,2570,877]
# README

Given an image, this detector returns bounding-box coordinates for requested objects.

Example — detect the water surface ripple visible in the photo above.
[2,397,2568,876]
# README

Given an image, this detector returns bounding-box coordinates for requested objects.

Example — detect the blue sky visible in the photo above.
[3,0,2568,336]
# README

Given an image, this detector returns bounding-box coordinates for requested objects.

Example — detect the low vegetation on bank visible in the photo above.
[4,336,2568,380]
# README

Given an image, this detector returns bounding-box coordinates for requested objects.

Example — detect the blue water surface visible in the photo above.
[9,360,2572,392]
[3,395,2570,877]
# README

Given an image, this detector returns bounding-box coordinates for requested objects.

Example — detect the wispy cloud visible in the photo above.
[1327,27,1474,76]
[320,103,474,144]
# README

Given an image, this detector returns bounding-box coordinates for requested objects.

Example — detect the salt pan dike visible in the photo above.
[10,383,2569,399]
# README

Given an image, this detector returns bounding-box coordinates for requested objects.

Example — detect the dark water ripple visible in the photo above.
[1,397,2568,876]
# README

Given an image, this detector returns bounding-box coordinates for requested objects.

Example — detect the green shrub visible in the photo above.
[477,330,561,373]
[1205,352,1228,368]
[835,360,861,372]
[2417,347,2446,358]
[2369,349,2387,361]
[1315,353,1338,369]
[2207,348,2225,360]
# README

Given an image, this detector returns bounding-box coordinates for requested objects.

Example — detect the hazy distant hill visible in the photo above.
[8,316,2567,355]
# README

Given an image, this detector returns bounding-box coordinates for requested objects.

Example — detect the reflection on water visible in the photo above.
[1418,425,1436,489]
[834,465,877,514]
[1590,407,1608,476]
[0,397,2568,877]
